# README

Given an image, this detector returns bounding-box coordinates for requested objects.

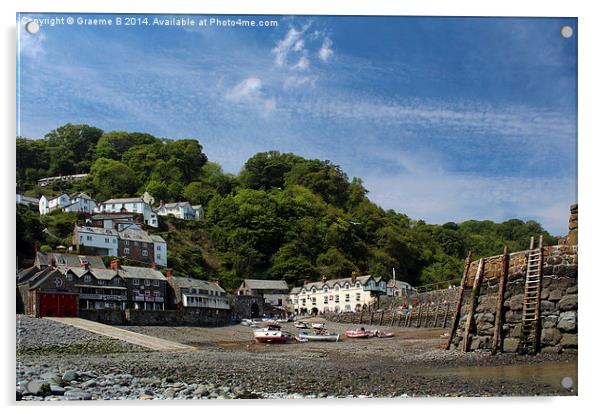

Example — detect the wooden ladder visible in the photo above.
[519,235,544,354]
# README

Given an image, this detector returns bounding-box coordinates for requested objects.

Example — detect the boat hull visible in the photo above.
[298,333,340,342]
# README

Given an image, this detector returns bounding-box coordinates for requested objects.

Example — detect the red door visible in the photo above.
[39,293,78,317]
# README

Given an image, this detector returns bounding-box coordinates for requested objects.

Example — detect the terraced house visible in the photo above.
[290,273,387,315]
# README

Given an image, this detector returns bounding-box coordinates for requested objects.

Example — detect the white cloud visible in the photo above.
[284,75,317,90]
[292,55,310,70]
[225,77,276,117]
[272,28,303,67]
[318,37,333,62]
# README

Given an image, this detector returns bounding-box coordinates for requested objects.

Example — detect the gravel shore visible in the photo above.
[16,315,578,400]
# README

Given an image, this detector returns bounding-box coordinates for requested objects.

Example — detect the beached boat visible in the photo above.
[298,331,340,342]
[345,328,372,338]
[310,322,325,329]
[253,324,295,344]
[294,321,309,329]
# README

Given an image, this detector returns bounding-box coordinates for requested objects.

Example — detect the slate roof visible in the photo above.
[240,279,289,291]
[17,266,52,285]
[289,287,302,295]
[301,275,374,291]
[387,280,414,289]
[119,228,154,243]
[75,226,119,236]
[91,213,136,220]
[101,197,144,204]
[163,201,192,209]
[118,265,167,281]
[35,252,106,269]
[170,276,225,293]
[17,195,40,204]
[29,269,65,290]
[63,267,121,281]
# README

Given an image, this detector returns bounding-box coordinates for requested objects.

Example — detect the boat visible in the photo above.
[253,324,295,344]
[345,328,373,339]
[298,331,340,342]
[310,322,325,329]
[375,331,395,338]
[294,321,309,329]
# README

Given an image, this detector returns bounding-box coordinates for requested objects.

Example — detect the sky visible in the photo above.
[17,14,577,235]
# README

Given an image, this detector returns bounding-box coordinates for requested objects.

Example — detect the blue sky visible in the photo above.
[17,14,577,235]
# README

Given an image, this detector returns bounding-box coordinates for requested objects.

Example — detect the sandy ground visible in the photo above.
[17,316,578,398]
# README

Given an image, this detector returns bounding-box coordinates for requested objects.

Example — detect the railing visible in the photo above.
[414,279,461,293]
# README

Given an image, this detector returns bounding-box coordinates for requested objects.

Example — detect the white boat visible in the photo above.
[310,322,325,329]
[294,321,309,329]
[253,324,295,344]
[298,331,340,342]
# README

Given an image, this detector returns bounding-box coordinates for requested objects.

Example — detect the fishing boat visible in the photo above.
[298,330,340,342]
[344,328,372,338]
[294,321,309,329]
[310,322,325,329]
[253,324,295,344]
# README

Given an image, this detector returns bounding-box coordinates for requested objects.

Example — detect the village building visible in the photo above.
[89,213,143,231]
[95,197,158,227]
[16,194,40,208]
[18,254,170,315]
[73,225,167,266]
[39,193,96,215]
[37,173,88,187]
[155,201,204,221]
[167,272,230,312]
[237,279,289,307]
[386,280,416,297]
[289,273,387,315]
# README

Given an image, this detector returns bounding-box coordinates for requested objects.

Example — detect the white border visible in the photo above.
[2,1,600,413]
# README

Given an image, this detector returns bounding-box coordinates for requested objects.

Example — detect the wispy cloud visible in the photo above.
[318,37,333,62]
[225,77,276,117]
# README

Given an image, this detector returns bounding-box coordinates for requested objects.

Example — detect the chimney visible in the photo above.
[211,279,220,286]
[82,262,90,270]
[166,268,174,278]
[151,262,157,270]
[48,256,57,267]
[110,259,121,271]
[303,279,309,285]
[321,275,327,284]
[351,271,358,284]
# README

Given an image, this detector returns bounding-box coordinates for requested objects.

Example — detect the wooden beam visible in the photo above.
[462,258,485,352]
[445,252,473,350]
[416,304,423,327]
[491,246,509,355]
[433,302,440,328]
[443,302,450,328]
[378,310,384,326]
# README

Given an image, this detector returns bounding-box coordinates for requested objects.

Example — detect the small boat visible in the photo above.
[345,328,372,339]
[254,324,295,344]
[298,331,340,342]
[294,321,309,329]
[376,331,395,338]
[310,322,325,329]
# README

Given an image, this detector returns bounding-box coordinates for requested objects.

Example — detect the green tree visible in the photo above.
[90,158,139,199]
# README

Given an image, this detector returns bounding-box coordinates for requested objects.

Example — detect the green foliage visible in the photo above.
[90,158,140,200]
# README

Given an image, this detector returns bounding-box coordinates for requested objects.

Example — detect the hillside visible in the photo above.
[16,124,558,290]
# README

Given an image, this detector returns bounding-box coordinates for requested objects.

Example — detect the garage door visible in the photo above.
[39,293,78,317]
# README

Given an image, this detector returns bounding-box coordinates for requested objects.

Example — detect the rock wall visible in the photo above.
[79,307,230,327]
[229,295,264,320]
[449,244,577,354]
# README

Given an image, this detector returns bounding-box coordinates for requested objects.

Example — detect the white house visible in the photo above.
[289,274,387,315]
[39,193,71,215]
[155,201,204,221]
[73,226,119,256]
[39,193,97,215]
[96,197,158,228]
[37,173,88,187]
[167,274,230,311]
[386,280,416,297]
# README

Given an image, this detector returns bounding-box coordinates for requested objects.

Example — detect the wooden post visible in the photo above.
[416,304,423,327]
[378,310,384,326]
[358,309,363,324]
[369,311,374,325]
[424,303,431,327]
[462,258,485,352]
[491,246,509,355]
[405,312,410,327]
[445,252,473,350]
[433,302,440,328]
[443,302,450,328]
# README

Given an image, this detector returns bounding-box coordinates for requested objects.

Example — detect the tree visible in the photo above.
[146,180,170,203]
[316,248,358,279]
[90,158,139,199]
[45,124,103,174]
[284,159,350,208]
[239,151,303,190]
[95,131,158,160]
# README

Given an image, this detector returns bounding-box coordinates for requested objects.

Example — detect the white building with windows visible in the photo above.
[386,280,416,297]
[39,193,97,215]
[155,201,204,221]
[73,226,119,256]
[289,274,387,315]
[96,197,158,227]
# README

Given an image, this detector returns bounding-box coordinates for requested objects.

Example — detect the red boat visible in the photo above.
[344,328,372,339]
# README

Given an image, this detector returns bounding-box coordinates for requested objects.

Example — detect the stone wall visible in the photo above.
[449,244,577,354]
[78,307,230,327]
[229,295,264,320]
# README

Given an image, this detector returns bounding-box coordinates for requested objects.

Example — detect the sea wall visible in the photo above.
[449,244,577,353]
[79,307,230,327]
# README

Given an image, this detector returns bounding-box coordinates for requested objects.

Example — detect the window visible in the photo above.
[66,274,73,282]
[98,280,105,285]
[156,245,161,251]
[144,279,150,286]
[356,282,361,288]
[142,250,148,257]
[345,294,350,302]
[323,286,328,293]
[134,241,139,246]
[334,285,340,291]
[86,235,92,241]
[113,239,117,244]
[311,297,316,305]
[84,274,92,283]
[356,293,361,301]
[133,279,139,285]
[113,278,121,285]
[335,295,339,303]
[124,248,130,254]
[153,280,159,287]
[157,254,161,260]
[105,238,110,243]
[302,299,306,306]
[142,242,147,248]
[323,296,328,304]
[124,240,130,246]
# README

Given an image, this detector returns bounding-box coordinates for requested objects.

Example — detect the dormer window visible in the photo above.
[84,274,92,283]
[356,282,361,288]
